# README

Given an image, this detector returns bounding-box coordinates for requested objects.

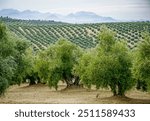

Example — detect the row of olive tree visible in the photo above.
[1,22,149,97]
[33,26,150,96]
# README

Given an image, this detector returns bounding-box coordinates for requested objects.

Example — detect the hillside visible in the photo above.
[1,17,150,51]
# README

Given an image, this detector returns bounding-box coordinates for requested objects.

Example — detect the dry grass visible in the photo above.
[0,83,150,104]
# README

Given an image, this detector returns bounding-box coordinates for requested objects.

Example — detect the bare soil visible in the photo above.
[0,83,150,104]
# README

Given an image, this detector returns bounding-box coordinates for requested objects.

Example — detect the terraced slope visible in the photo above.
[1,17,150,50]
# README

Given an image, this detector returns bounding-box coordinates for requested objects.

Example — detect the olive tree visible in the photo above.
[132,33,150,91]
[75,27,135,96]
[36,39,82,90]
[0,22,32,95]
[0,22,16,95]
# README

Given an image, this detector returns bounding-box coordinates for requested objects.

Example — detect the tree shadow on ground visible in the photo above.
[96,95,150,104]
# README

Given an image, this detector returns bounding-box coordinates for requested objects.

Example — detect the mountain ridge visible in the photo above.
[0,9,116,23]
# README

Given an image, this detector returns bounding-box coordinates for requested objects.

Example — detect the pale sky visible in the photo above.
[0,0,150,20]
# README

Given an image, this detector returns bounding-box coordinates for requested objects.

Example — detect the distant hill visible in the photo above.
[66,11,115,23]
[0,9,116,23]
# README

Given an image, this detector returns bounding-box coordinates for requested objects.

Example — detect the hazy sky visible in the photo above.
[0,0,150,20]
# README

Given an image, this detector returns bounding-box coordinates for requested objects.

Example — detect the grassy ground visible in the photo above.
[0,83,150,104]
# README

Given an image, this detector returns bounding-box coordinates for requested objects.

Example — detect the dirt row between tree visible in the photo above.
[0,83,150,104]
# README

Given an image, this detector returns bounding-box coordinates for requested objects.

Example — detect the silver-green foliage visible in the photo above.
[132,33,150,91]
[0,23,16,95]
[75,27,135,96]
[35,39,82,90]
[0,22,30,95]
